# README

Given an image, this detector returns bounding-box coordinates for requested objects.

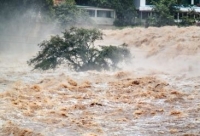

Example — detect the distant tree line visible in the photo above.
[148,0,200,27]
[0,0,199,36]
[74,0,200,27]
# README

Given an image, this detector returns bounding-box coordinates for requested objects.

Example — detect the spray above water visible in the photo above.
[102,26,200,76]
[0,25,200,135]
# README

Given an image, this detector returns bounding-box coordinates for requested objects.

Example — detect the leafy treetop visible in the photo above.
[28,27,131,71]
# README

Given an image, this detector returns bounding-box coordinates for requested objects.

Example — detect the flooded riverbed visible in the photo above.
[0,26,200,136]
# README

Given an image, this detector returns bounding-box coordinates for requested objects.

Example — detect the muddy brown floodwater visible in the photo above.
[0,26,200,136]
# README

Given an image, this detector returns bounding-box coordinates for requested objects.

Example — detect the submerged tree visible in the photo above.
[28,27,131,71]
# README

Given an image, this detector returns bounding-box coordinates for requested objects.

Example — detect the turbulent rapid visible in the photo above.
[0,26,200,136]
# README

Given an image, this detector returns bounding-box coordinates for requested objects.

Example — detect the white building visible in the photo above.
[77,5,116,26]
[134,0,200,21]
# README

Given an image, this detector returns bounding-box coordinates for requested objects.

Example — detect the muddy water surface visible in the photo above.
[0,26,200,136]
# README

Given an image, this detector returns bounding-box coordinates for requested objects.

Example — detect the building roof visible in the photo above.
[138,5,200,13]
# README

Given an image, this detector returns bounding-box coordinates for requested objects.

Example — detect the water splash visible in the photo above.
[0,26,200,135]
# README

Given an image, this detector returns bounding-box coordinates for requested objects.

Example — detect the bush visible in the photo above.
[28,27,131,71]
[179,16,195,26]
[178,7,197,26]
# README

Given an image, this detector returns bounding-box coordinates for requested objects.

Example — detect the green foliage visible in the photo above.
[88,0,137,26]
[179,7,198,26]
[64,0,76,5]
[152,0,178,26]
[114,6,137,26]
[54,4,91,28]
[28,27,131,71]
